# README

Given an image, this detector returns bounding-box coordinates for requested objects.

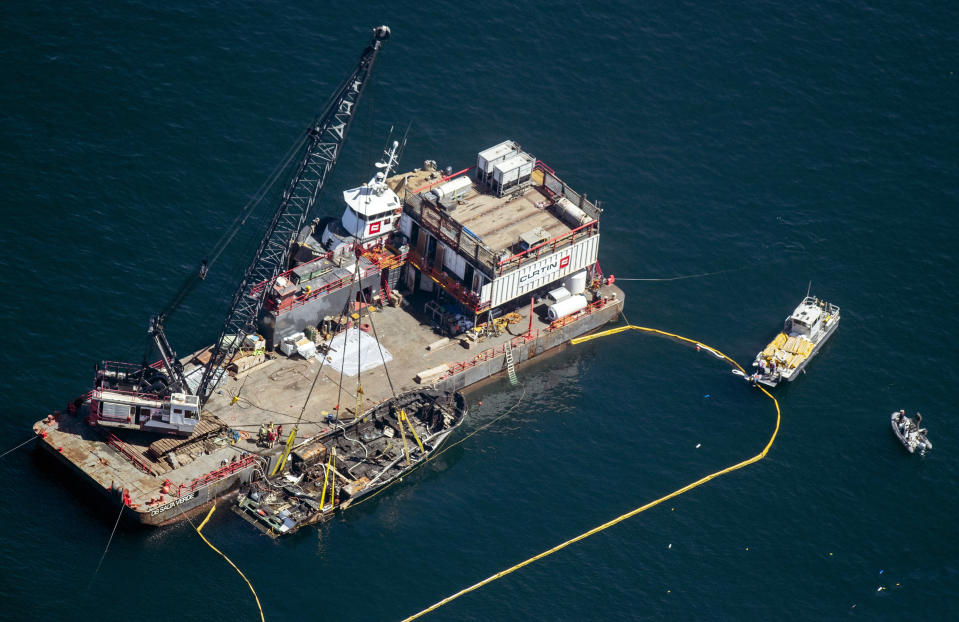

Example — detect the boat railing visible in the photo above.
[263,261,382,314]
[494,219,599,276]
[174,453,260,497]
[408,250,490,314]
[439,331,539,381]
[546,297,609,331]
[104,432,155,475]
[803,296,841,318]
[248,249,336,298]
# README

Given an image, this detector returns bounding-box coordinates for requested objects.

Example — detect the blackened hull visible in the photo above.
[234,390,467,536]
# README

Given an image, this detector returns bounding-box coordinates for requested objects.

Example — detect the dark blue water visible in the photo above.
[2,1,957,620]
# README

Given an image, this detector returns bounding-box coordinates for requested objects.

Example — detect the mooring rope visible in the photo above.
[89,502,124,586]
[0,435,38,459]
[613,266,747,282]
[400,324,780,621]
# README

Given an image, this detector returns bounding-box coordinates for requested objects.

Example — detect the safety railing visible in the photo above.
[105,433,154,475]
[408,250,490,314]
[495,219,599,275]
[248,250,335,298]
[404,191,499,274]
[175,453,259,497]
[438,331,539,380]
[411,166,473,194]
[547,298,608,331]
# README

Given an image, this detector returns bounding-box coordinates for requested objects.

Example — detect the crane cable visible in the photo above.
[400,324,780,621]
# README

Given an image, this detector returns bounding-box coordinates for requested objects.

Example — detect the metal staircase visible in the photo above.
[504,339,518,386]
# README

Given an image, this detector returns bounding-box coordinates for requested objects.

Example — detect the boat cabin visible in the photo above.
[786,297,824,337]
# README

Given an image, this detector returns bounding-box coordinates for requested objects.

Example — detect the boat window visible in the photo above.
[353,208,376,222]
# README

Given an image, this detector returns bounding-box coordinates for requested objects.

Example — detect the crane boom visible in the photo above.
[195,25,390,403]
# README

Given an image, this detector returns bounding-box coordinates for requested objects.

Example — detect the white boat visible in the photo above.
[891,410,932,456]
[749,295,840,387]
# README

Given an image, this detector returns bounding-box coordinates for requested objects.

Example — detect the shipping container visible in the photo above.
[477,140,518,183]
[491,152,535,196]
[483,233,599,308]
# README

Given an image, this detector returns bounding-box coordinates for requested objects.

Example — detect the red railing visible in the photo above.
[534,160,555,175]
[262,269,376,313]
[363,247,408,270]
[255,245,410,315]
[175,453,259,497]
[105,433,154,475]
[495,219,599,273]
[248,250,335,298]
[439,331,539,380]
[547,298,608,331]
[408,250,490,314]
[411,167,474,194]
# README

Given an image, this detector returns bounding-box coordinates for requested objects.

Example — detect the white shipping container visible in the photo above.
[477,140,517,176]
[487,233,599,308]
[493,154,527,185]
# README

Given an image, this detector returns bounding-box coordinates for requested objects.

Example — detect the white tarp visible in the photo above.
[322,327,393,377]
[184,365,225,393]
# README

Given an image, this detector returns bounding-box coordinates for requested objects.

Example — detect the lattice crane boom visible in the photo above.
[195,25,390,403]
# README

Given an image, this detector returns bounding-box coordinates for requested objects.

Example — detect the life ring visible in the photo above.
[238,430,251,440]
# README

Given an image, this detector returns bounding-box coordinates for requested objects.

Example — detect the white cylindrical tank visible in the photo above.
[557,197,591,227]
[434,175,472,202]
[563,270,588,295]
[546,294,588,321]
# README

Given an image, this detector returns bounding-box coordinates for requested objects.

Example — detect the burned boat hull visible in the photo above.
[234,389,467,537]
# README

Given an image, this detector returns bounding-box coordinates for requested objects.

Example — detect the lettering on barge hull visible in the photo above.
[149,491,197,516]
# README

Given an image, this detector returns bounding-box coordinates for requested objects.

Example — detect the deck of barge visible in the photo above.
[35,283,624,523]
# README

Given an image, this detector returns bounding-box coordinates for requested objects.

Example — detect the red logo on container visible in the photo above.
[559,256,570,269]
[369,221,381,234]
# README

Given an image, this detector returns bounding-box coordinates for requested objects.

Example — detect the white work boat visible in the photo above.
[891,410,932,456]
[749,295,840,387]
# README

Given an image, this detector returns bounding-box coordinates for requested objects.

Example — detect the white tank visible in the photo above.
[433,175,472,202]
[563,270,588,295]
[546,294,588,321]
[557,197,591,227]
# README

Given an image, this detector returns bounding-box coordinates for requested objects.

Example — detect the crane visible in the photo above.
[94,26,389,437]
[193,25,390,404]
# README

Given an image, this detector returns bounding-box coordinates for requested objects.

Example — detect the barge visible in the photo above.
[33,26,625,530]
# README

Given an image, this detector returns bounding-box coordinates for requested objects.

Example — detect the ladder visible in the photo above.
[504,339,518,386]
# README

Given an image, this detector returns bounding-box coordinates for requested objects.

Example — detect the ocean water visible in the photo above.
[2,1,957,620]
